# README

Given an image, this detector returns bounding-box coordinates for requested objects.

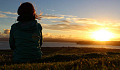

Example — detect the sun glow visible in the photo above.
[92,29,114,41]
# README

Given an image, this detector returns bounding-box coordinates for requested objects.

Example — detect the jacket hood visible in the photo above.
[16,20,38,32]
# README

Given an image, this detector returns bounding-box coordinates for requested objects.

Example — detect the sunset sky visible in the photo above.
[0,0,120,41]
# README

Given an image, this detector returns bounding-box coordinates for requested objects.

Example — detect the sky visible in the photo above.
[0,0,120,41]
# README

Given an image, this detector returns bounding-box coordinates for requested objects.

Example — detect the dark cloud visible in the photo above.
[52,20,71,23]
[76,18,95,21]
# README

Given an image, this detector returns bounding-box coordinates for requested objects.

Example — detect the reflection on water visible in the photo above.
[0,41,120,50]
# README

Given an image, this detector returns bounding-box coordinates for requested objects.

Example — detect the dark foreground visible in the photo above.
[0,47,120,70]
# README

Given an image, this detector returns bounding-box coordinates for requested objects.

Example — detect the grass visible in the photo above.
[0,47,120,70]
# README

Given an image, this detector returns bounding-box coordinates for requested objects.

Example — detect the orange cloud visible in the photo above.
[43,33,73,39]
[66,18,98,24]
[0,31,9,38]
[42,23,100,31]
[0,14,8,18]
[4,29,10,34]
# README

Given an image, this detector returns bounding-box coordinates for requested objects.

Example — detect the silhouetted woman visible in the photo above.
[9,2,42,63]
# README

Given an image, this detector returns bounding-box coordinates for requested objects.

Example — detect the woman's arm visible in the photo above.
[37,23,43,47]
[40,29,43,46]
[9,24,16,50]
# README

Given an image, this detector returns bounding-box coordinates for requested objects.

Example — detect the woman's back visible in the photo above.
[10,20,42,62]
[9,2,43,63]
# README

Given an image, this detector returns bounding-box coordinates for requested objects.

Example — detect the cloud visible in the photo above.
[43,33,72,39]
[41,15,64,19]
[42,23,91,31]
[76,18,95,21]
[66,17,111,27]
[43,33,51,38]
[0,34,9,38]
[69,18,97,24]
[0,11,17,15]
[52,20,71,24]
[60,15,77,18]
[42,17,103,31]
[4,29,10,34]
[47,9,55,12]
[3,12,17,15]
[0,29,10,38]
[0,14,16,19]
[0,14,8,18]
[0,11,17,18]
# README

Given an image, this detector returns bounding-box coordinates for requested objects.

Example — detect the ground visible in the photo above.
[0,47,120,70]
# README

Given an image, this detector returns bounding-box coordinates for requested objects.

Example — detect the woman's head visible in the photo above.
[17,2,37,21]
[17,2,36,16]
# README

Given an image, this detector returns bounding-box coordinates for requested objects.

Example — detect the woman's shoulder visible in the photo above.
[11,21,21,28]
[11,23,18,29]
[37,23,42,29]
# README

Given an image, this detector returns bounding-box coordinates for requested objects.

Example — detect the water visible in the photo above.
[0,41,120,50]
[0,41,10,49]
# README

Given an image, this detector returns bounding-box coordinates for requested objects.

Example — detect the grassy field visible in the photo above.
[0,47,120,70]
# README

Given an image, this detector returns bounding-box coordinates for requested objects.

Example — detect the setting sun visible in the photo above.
[92,29,114,41]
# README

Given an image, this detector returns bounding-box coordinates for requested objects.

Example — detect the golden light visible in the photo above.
[92,29,114,41]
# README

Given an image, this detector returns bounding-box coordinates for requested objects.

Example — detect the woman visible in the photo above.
[9,2,42,63]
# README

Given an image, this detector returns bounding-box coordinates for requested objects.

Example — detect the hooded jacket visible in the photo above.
[9,20,42,62]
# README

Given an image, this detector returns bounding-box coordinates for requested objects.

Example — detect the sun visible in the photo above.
[92,29,114,41]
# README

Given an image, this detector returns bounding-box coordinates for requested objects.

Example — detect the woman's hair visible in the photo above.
[17,2,40,21]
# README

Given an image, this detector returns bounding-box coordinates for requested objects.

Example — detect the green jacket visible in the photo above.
[9,20,42,62]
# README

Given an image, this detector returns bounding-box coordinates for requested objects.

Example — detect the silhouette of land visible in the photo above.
[77,41,120,46]
[1,38,120,46]
[0,38,78,42]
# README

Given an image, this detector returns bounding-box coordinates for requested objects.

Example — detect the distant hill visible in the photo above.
[1,38,120,46]
[77,41,120,46]
[0,38,78,42]
[43,38,78,42]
